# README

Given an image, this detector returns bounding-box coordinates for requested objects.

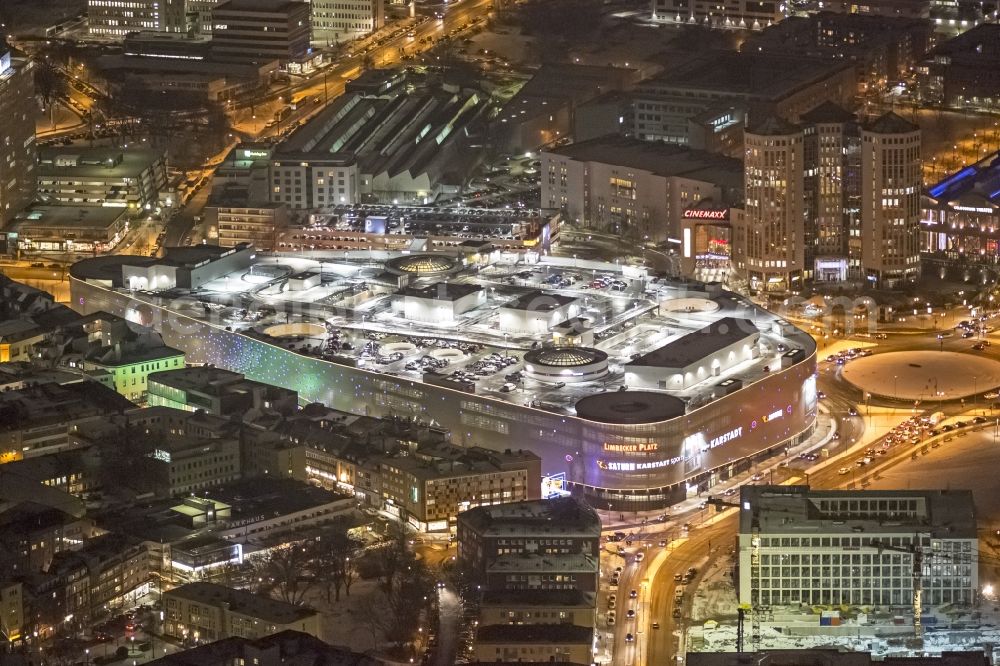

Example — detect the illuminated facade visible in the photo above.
[921,150,1000,263]
[861,113,922,287]
[738,485,977,607]
[737,117,806,293]
[88,0,187,37]
[71,269,817,510]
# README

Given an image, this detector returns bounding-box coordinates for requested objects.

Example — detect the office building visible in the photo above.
[541,135,743,244]
[87,0,187,38]
[922,150,1000,261]
[163,582,322,642]
[801,102,862,282]
[310,0,385,45]
[148,366,298,417]
[736,117,806,293]
[10,206,129,255]
[211,0,312,64]
[148,435,242,497]
[37,147,167,212]
[688,651,989,666]
[0,49,36,228]
[860,112,922,286]
[627,52,855,148]
[738,485,977,607]
[187,0,225,34]
[918,24,1000,111]
[457,497,601,593]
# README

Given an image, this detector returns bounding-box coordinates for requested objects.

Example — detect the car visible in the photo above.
[955,420,966,428]
[751,472,764,481]
[673,608,682,618]
[630,589,638,599]
[652,622,661,629]
[817,390,827,399]
[609,594,617,602]
[608,599,616,609]
[848,407,859,416]
[627,609,636,618]
[635,551,645,562]
[626,633,635,642]
[659,539,667,547]
[963,331,975,338]
[607,615,615,625]
[674,573,683,582]
[614,566,623,574]
[838,467,850,475]
[973,342,986,350]
[973,416,987,424]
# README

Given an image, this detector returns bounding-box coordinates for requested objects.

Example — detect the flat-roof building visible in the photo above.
[211,0,312,64]
[87,0,187,38]
[120,243,254,291]
[163,582,322,642]
[310,0,384,46]
[541,136,743,245]
[10,206,129,255]
[148,366,298,417]
[738,485,977,609]
[457,497,601,593]
[37,147,167,212]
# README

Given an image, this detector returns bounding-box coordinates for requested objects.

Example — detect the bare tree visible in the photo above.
[265,544,316,605]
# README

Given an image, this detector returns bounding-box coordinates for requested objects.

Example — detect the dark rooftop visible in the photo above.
[865,111,919,135]
[398,282,483,301]
[502,290,577,312]
[546,136,742,184]
[747,115,800,136]
[480,589,595,607]
[800,101,856,125]
[627,316,758,369]
[476,623,593,644]
[458,497,601,536]
[575,390,686,425]
[166,582,318,624]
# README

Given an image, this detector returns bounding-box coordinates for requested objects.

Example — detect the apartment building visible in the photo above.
[738,485,977,608]
[163,582,322,642]
[48,533,151,621]
[147,366,298,418]
[860,113,922,286]
[735,117,806,293]
[0,50,36,228]
[651,0,784,27]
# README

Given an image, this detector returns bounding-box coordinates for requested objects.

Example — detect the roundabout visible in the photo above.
[842,350,1000,401]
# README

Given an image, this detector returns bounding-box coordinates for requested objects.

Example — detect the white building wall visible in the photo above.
[624,334,758,390]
